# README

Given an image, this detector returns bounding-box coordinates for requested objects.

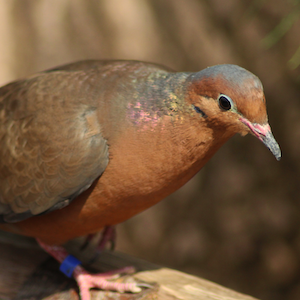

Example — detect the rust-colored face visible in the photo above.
[185,64,281,160]
[187,67,267,122]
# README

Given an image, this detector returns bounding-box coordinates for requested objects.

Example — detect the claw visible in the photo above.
[137,283,153,289]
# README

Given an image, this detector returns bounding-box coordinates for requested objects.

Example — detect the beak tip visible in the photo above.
[264,135,281,161]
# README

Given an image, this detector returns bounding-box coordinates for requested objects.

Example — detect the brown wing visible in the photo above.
[0,70,109,222]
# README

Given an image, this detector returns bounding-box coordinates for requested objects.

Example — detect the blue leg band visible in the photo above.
[59,255,81,278]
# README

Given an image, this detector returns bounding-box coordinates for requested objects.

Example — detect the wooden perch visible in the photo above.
[0,232,259,300]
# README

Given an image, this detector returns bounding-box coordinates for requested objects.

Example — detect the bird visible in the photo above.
[0,60,281,299]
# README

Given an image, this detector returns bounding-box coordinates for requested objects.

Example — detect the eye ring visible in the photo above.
[218,94,233,111]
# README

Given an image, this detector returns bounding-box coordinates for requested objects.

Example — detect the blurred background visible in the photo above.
[0,0,299,299]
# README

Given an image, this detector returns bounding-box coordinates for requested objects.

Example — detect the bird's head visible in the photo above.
[186,64,281,160]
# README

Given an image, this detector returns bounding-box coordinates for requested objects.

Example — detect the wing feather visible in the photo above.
[0,70,109,222]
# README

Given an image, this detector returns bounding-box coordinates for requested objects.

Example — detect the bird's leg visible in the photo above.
[80,233,95,251]
[37,239,147,300]
[81,226,117,264]
[81,226,116,252]
[96,225,116,252]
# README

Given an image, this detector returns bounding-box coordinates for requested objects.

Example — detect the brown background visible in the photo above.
[0,1,299,299]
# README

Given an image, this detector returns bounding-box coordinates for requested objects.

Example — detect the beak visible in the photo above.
[240,118,281,161]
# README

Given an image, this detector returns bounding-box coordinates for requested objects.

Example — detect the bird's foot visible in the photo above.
[37,239,150,300]
[74,265,149,300]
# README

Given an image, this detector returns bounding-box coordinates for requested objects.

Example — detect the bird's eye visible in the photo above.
[218,94,233,111]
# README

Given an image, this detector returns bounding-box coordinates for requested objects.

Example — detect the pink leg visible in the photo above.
[37,239,147,300]
[81,226,116,253]
[96,226,116,252]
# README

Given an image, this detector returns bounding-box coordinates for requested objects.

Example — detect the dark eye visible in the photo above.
[218,94,233,111]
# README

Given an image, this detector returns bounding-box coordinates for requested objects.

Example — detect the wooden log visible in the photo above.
[0,231,259,300]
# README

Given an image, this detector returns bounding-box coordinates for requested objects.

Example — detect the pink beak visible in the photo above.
[240,118,281,161]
